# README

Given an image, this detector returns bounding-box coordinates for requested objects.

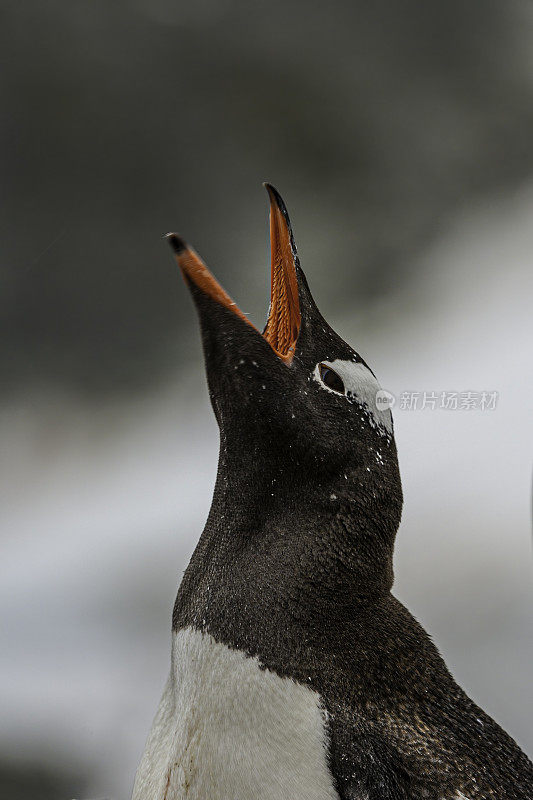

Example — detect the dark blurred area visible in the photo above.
[2,2,533,799]
[3,0,533,394]
[0,760,88,800]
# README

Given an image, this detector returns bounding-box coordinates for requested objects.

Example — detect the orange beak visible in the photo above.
[167,184,301,364]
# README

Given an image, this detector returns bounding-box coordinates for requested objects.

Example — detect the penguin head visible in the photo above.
[168,185,401,526]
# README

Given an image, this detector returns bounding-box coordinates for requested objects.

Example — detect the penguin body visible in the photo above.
[132,186,533,799]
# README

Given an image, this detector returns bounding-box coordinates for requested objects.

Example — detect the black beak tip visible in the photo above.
[165,232,187,255]
[263,182,291,224]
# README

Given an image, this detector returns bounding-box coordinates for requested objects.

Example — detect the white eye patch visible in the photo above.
[313,359,393,437]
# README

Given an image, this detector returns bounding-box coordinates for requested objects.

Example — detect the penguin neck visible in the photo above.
[208,432,401,599]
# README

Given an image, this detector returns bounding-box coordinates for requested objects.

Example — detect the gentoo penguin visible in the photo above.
[132,185,533,800]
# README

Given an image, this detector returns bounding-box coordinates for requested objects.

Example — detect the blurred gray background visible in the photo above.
[1,1,533,797]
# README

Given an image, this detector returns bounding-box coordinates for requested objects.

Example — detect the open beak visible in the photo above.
[167,184,301,364]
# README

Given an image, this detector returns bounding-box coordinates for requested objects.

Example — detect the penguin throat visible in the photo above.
[208,446,400,597]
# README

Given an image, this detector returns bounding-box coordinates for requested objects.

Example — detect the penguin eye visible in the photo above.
[319,364,345,394]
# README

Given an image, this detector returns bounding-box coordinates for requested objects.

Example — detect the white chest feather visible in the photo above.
[132,626,338,800]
